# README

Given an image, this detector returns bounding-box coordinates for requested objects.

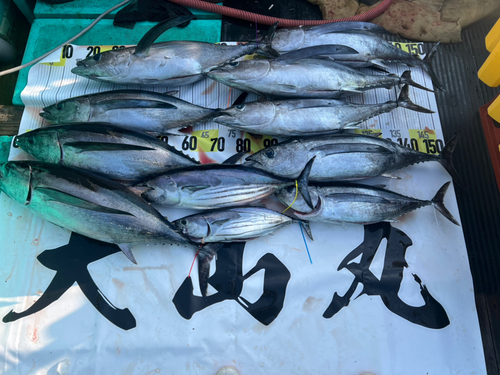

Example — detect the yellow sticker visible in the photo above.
[355,129,383,137]
[408,129,443,154]
[191,129,221,153]
[390,42,424,58]
[244,133,279,153]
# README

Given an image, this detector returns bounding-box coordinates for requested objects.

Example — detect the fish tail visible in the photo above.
[197,243,224,297]
[297,156,316,209]
[431,181,460,226]
[422,43,446,92]
[255,22,281,58]
[438,134,465,189]
[396,84,434,114]
[401,71,434,93]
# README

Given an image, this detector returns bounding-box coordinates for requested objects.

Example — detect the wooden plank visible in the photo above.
[0,105,23,136]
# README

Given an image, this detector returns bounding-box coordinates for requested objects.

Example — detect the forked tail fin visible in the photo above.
[431,181,460,226]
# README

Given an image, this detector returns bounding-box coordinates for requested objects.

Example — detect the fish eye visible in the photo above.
[229,61,239,67]
[180,219,187,225]
[235,104,245,111]
[93,54,101,61]
[264,148,275,159]
[55,102,64,110]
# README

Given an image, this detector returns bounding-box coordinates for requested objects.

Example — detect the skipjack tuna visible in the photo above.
[206,45,432,99]
[275,181,459,226]
[213,84,433,136]
[71,15,268,86]
[40,90,220,134]
[174,207,313,243]
[14,124,198,184]
[264,21,444,90]
[244,133,463,187]
[133,159,316,210]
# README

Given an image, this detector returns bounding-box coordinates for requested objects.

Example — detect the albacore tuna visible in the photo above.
[244,133,463,187]
[213,84,433,136]
[206,46,432,99]
[40,90,219,134]
[263,21,444,90]
[71,15,267,86]
[275,181,459,226]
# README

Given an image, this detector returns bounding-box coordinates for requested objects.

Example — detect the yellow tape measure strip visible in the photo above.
[282,180,298,213]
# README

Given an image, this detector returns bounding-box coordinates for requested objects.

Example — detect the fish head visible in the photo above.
[140,175,181,206]
[0,161,31,204]
[243,139,309,177]
[173,216,208,241]
[14,129,62,164]
[275,184,316,213]
[213,102,276,128]
[71,48,132,81]
[40,97,91,124]
[206,60,270,86]
[272,28,306,53]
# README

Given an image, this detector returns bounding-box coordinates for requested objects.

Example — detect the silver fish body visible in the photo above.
[206,59,426,99]
[14,124,197,184]
[213,85,432,136]
[40,90,218,133]
[275,182,459,225]
[0,161,197,262]
[173,207,294,243]
[71,41,259,86]
[268,22,443,89]
[244,133,460,184]
[272,28,421,68]
[137,165,296,209]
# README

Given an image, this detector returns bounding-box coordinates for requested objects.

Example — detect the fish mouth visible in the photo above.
[39,110,55,122]
[212,113,236,125]
[242,154,260,167]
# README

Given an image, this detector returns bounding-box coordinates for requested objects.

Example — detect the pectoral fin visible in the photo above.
[64,142,155,153]
[310,143,393,156]
[101,99,177,111]
[324,193,391,204]
[35,187,135,216]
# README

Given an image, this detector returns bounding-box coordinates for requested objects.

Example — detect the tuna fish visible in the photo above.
[275,181,459,226]
[40,90,219,134]
[244,133,463,187]
[213,84,433,136]
[71,15,263,86]
[0,161,212,263]
[14,124,198,184]
[134,159,316,210]
[265,21,444,90]
[173,207,313,243]
[206,46,432,99]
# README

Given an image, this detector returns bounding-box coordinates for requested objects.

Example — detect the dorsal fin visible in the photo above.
[134,14,196,57]
[307,22,391,36]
